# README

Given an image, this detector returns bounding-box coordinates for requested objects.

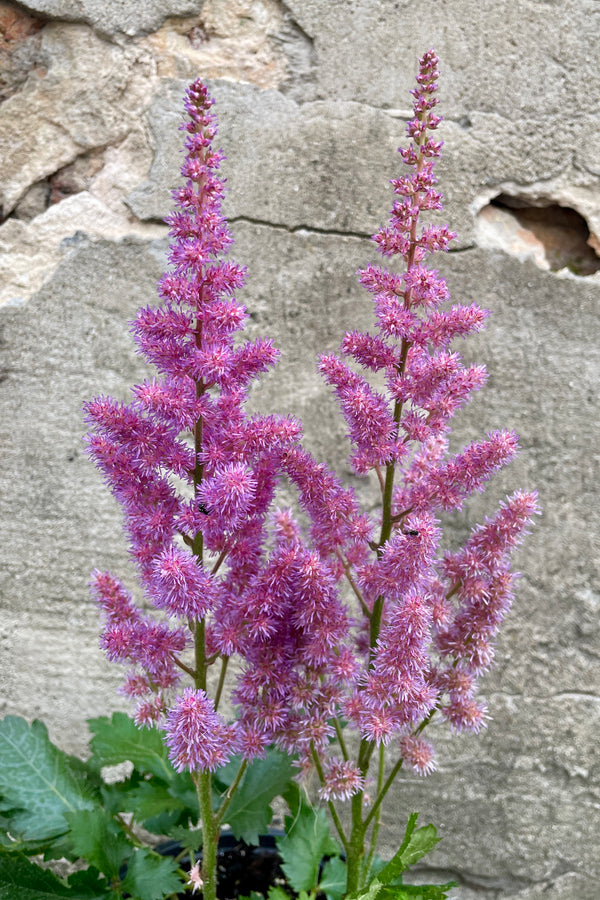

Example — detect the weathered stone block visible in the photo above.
[15,0,202,37]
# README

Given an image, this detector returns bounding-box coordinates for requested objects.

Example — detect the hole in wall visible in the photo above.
[476,192,600,276]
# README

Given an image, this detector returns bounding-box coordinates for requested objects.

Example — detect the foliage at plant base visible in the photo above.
[0,713,455,899]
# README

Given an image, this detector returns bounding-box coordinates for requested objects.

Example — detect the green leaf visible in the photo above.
[379,883,457,900]
[67,866,118,899]
[0,828,58,858]
[222,749,295,845]
[277,796,341,893]
[345,878,384,900]
[320,855,347,900]
[377,815,440,885]
[0,717,96,841]
[125,780,183,822]
[266,888,289,900]
[63,808,132,878]
[88,713,173,781]
[166,824,203,853]
[0,853,105,899]
[120,848,183,900]
[239,893,267,900]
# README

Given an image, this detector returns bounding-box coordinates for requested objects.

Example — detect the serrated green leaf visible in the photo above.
[63,808,132,878]
[222,750,295,844]
[320,855,347,900]
[166,824,203,853]
[88,713,173,781]
[365,856,400,886]
[121,848,183,900]
[239,893,266,900]
[345,877,384,900]
[379,882,458,900]
[0,717,96,841]
[0,828,58,858]
[277,799,341,893]
[98,772,143,816]
[125,780,183,822]
[377,815,440,885]
[0,854,82,899]
[266,888,289,900]
[67,866,117,899]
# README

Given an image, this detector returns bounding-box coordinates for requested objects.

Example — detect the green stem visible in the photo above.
[195,771,218,900]
[215,758,248,829]
[362,743,386,881]
[115,813,143,848]
[362,755,404,832]
[414,705,439,735]
[310,745,349,852]
[338,550,371,619]
[213,655,229,711]
[345,791,366,895]
[194,619,207,692]
[171,655,197,679]
[333,717,349,762]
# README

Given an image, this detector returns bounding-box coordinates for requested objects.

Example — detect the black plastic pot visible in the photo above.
[157,831,288,899]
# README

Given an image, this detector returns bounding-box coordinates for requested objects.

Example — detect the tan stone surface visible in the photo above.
[0,23,156,215]
[143,0,288,86]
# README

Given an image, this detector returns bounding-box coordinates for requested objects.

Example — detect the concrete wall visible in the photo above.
[1,1,599,896]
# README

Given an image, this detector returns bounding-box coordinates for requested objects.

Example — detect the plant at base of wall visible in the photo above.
[0,51,537,900]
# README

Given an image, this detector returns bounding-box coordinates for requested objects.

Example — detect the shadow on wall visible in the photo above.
[476,193,600,276]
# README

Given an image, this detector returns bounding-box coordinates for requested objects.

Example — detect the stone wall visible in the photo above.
[1,1,599,897]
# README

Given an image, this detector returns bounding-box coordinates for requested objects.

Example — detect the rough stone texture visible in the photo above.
[0,22,156,216]
[1,0,599,895]
[0,1,45,100]
[142,0,289,87]
[15,0,203,37]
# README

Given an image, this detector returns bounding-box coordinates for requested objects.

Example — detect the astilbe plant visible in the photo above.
[81,52,538,899]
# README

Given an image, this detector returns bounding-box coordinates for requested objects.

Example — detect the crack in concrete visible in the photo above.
[229,214,370,240]
[230,214,478,251]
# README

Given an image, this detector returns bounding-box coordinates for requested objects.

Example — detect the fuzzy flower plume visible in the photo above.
[86,56,537,808]
[85,80,301,740]
[164,688,237,772]
[301,49,538,759]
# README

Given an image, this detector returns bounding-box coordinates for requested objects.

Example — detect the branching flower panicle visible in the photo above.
[83,53,538,900]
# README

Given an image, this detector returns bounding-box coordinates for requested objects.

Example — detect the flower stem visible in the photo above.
[194,619,207,692]
[362,743,386,880]
[333,717,349,762]
[213,655,229,711]
[311,744,349,851]
[337,550,371,618]
[215,758,248,828]
[362,755,404,832]
[345,792,366,895]
[195,770,218,900]
[171,655,197,679]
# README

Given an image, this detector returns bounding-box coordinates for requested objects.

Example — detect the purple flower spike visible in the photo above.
[85,79,301,731]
